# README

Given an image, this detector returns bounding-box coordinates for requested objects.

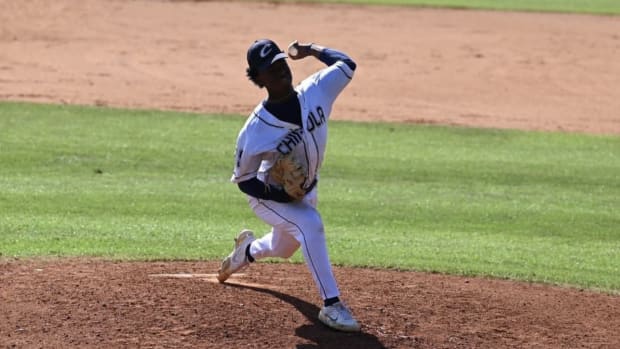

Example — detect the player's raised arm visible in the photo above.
[287,41,356,71]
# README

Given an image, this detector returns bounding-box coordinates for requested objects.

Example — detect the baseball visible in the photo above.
[288,45,298,57]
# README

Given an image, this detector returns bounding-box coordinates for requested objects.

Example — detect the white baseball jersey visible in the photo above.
[231,60,355,191]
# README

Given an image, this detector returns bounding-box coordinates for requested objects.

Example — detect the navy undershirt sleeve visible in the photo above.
[238,177,293,203]
[318,48,357,71]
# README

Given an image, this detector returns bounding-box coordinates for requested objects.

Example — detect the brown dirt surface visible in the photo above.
[1,0,620,133]
[1,1,619,348]
[2,259,619,349]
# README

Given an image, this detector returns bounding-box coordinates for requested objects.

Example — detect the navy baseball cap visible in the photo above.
[247,39,287,73]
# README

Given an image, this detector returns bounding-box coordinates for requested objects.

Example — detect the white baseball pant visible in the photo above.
[247,187,340,300]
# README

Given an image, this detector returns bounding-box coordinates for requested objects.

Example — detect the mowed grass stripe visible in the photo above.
[1,102,619,292]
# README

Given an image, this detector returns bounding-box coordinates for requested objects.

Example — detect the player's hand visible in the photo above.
[287,40,317,60]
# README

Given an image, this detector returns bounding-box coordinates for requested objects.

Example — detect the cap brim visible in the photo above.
[256,52,287,72]
[271,52,287,63]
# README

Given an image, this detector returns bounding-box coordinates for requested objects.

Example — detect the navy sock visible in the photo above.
[245,244,255,263]
[324,297,340,307]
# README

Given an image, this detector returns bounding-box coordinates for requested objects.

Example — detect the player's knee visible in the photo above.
[297,224,326,246]
[283,209,324,244]
[298,214,324,236]
[310,209,324,226]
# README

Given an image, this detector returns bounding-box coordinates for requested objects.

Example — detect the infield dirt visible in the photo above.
[1,1,619,348]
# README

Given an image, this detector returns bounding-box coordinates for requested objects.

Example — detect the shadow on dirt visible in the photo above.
[226,282,387,349]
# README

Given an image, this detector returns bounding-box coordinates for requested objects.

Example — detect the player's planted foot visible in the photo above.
[318,301,361,332]
[217,229,256,283]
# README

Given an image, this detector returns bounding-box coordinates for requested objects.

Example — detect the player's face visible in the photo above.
[259,59,293,91]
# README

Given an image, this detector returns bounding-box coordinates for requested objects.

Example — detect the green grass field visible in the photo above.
[282,0,620,15]
[1,102,619,292]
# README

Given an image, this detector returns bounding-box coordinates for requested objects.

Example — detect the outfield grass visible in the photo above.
[1,102,619,292]
[281,0,620,15]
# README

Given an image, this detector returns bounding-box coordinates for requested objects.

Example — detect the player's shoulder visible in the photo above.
[244,104,291,132]
[296,70,324,92]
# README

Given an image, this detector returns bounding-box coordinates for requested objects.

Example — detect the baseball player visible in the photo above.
[217,39,359,332]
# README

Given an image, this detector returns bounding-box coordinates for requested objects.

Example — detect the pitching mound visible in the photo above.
[2,259,619,348]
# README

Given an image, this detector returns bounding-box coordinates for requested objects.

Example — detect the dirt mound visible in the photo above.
[2,259,619,348]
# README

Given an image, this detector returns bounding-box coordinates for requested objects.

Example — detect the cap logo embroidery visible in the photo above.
[260,45,273,58]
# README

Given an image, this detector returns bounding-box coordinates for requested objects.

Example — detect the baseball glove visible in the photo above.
[269,153,307,201]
